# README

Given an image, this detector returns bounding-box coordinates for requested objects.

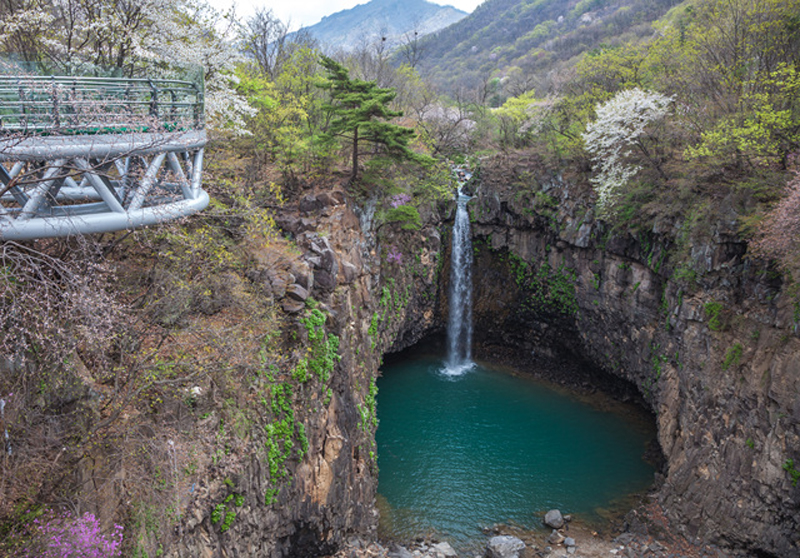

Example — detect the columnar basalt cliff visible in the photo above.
[467,155,800,557]
[169,189,443,557]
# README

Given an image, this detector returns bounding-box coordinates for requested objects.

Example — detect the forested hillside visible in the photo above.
[414,0,681,98]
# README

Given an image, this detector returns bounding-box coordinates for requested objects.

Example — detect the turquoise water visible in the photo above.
[376,354,656,549]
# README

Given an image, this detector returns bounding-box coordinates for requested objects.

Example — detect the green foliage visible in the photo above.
[722,343,743,371]
[784,459,800,486]
[261,306,339,506]
[532,263,579,316]
[503,251,579,317]
[650,0,800,171]
[357,377,379,437]
[264,488,279,506]
[704,301,724,331]
[385,205,422,231]
[651,345,668,381]
[368,313,379,340]
[316,56,433,181]
[212,493,244,533]
[211,503,224,526]
[297,308,341,383]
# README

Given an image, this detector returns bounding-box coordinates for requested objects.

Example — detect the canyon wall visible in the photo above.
[468,155,800,557]
[78,164,796,558]
[170,190,443,557]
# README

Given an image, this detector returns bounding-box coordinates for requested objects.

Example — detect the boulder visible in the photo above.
[340,261,359,284]
[485,535,525,558]
[274,214,300,234]
[299,194,321,213]
[265,269,290,299]
[314,270,337,291]
[564,537,575,547]
[281,298,305,314]
[285,283,309,302]
[388,544,414,558]
[316,192,336,208]
[548,530,565,545]
[544,509,565,529]
[299,217,317,232]
[330,190,346,204]
[431,541,457,557]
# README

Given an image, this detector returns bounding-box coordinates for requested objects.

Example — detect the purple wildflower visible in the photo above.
[14,509,124,558]
[389,194,412,208]
[387,248,403,265]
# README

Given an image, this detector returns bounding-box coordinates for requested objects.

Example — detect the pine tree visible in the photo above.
[316,55,431,181]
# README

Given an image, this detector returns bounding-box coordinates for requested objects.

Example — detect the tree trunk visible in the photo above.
[351,127,359,181]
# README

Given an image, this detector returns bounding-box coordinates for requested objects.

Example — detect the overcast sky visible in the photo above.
[206,0,483,29]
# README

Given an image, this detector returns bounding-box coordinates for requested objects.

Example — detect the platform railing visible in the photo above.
[0,74,209,240]
[0,75,204,134]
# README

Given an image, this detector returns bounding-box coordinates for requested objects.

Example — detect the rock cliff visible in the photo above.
[467,155,800,557]
[18,160,794,558]
[169,189,443,557]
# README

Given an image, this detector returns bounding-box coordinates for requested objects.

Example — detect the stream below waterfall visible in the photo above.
[375,344,657,554]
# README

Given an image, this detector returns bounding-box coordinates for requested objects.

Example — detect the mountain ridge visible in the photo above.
[294,0,468,52]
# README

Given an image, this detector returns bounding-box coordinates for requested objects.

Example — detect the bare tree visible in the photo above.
[399,20,426,69]
[351,27,393,87]
[242,8,290,79]
[504,66,538,98]
[241,9,319,80]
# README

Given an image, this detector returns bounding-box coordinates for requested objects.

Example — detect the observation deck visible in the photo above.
[0,74,209,240]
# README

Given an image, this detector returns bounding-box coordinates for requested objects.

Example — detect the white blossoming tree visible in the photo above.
[0,0,254,135]
[582,88,673,212]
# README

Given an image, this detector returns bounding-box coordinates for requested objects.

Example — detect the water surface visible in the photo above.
[376,354,656,550]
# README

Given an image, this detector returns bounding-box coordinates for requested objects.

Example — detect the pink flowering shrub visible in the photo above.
[389,193,412,208]
[751,170,800,274]
[10,509,123,558]
[386,248,403,265]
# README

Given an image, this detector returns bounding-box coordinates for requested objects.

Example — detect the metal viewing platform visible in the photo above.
[0,75,209,240]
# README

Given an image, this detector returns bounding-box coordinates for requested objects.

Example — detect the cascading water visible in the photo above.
[444,177,474,376]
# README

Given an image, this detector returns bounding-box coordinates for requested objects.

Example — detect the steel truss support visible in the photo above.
[0,131,209,240]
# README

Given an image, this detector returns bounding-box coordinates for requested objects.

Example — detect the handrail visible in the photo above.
[0,75,204,134]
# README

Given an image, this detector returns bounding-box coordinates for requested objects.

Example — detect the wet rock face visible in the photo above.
[470,157,800,557]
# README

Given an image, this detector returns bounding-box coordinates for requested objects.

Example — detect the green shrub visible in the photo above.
[783,459,800,487]
[385,205,422,230]
[722,343,743,370]
[704,301,724,331]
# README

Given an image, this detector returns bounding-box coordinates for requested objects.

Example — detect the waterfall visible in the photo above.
[444,181,474,376]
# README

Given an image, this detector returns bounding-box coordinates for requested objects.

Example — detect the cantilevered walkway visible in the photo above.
[0,74,209,240]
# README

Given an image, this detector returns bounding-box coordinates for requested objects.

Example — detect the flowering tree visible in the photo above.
[750,169,800,274]
[582,88,673,211]
[0,0,254,135]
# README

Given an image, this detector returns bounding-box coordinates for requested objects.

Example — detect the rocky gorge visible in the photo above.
[168,152,800,557]
[6,152,796,558]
